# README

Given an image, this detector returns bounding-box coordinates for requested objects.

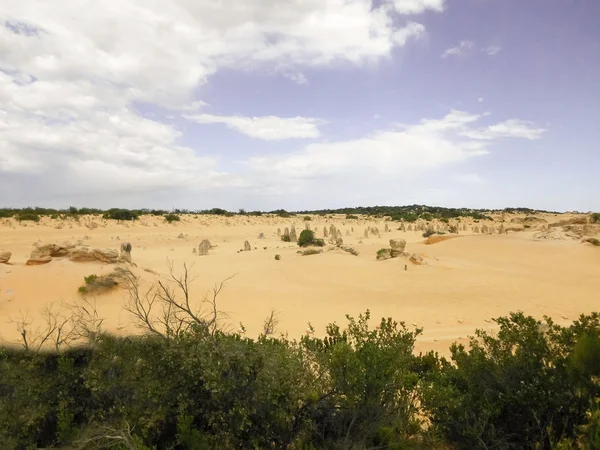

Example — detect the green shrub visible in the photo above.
[449,224,459,234]
[78,286,87,294]
[102,209,138,221]
[298,229,316,247]
[281,235,291,242]
[164,213,181,223]
[84,274,98,284]
[422,312,600,449]
[17,213,40,222]
[591,213,600,224]
[303,216,312,221]
[346,214,359,220]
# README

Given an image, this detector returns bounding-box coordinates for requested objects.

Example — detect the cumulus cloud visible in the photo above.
[392,0,445,14]
[244,110,544,183]
[0,0,434,202]
[442,40,475,58]
[460,119,546,140]
[184,114,323,140]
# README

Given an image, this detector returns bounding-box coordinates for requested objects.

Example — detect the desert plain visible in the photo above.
[1,212,599,355]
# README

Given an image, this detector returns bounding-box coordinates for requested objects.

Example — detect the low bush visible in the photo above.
[164,213,181,223]
[274,254,281,260]
[303,216,312,221]
[591,213,600,224]
[102,209,138,221]
[346,214,359,220]
[298,229,316,247]
[281,235,291,242]
[301,248,322,256]
[17,213,40,222]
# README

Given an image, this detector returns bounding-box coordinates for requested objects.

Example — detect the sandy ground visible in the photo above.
[1,214,599,356]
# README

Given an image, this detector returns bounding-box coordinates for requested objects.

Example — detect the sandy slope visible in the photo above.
[1,214,599,355]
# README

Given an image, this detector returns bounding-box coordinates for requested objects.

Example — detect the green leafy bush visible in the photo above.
[346,214,359,220]
[422,312,600,449]
[298,229,316,247]
[102,209,138,221]
[164,213,181,223]
[303,216,312,221]
[591,213,600,224]
[281,234,291,242]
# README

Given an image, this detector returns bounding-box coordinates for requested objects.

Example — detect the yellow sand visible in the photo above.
[1,213,599,355]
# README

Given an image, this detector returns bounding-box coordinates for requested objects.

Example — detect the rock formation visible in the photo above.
[364,229,369,238]
[289,225,297,242]
[384,223,390,232]
[198,239,211,256]
[244,240,251,251]
[258,232,265,239]
[323,226,329,237]
[69,248,119,263]
[389,239,407,257]
[277,228,281,236]
[407,224,413,231]
[0,251,11,264]
[119,242,132,263]
[409,253,424,265]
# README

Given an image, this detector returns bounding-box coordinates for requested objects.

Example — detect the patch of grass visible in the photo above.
[301,249,322,256]
[78,286,88,294]
[164,213,181,223]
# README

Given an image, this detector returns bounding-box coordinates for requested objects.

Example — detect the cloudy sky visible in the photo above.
[1,0,599,211]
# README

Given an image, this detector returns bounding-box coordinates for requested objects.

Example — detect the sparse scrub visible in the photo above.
[281,234,291,242]
[78,270,125,295]
[164,213,181,223]
[449,224,459,234]
[274,254,281,260]
[303,215,312,221]
[17,212,41,222]
[301,248,322,256]
[591,213,600,224]
[584,237,600,246]
[346,214,359,220]
[102,208,139,221]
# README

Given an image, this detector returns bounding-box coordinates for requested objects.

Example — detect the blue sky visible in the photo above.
[1,0,598,211]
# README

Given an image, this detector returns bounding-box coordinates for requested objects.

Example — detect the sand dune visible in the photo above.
[1,213,599,355]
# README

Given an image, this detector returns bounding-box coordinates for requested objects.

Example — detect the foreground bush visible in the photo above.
[298,229,324,247]
[1,306,599,449]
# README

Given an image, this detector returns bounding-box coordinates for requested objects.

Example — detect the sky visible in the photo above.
[1,0,599,212]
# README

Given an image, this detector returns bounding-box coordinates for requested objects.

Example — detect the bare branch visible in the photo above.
[122,264,234,339]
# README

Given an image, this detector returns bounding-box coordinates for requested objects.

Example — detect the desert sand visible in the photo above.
[1,213,599,355]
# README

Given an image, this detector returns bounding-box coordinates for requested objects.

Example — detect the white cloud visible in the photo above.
[392,0,445,14]
[0,0,435,199]
[245,109,544,182]
[459,119,546,140]
[484,45,502,56]
[184,114,323,140]
[442,40,475,58]
[478,97,484,102]
[283,72,308,85]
